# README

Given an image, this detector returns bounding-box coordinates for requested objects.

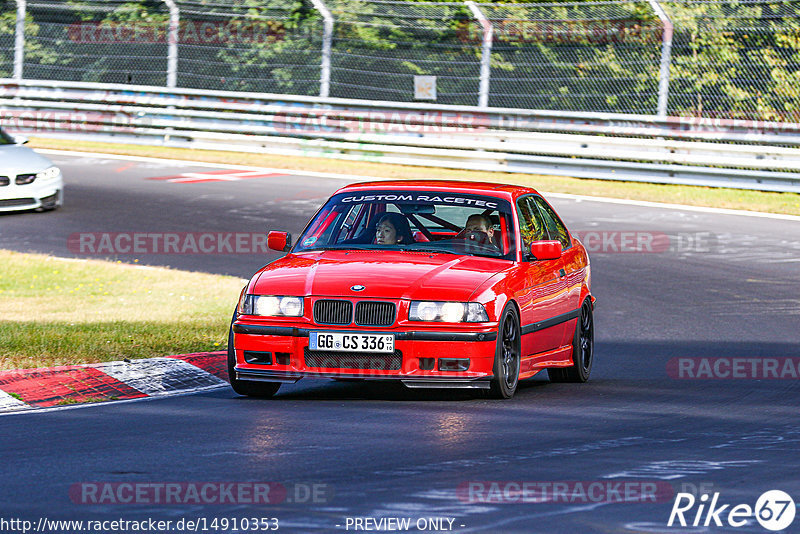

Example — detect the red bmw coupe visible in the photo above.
[228,181,594,399]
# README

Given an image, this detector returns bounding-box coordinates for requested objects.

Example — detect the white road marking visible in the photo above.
[38,148,373,181]
[0,384,228,417]
[544,192,800,222]
[603,460,763,480]
[0,390,30,411]
[98,358,226,395]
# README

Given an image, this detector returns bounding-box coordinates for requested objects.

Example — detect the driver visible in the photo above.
[375,213,414,245]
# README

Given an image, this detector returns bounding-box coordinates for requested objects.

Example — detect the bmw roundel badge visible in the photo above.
[351,285,366,292]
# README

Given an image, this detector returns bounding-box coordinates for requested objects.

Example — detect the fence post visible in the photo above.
[310,0,334,98]
[13,0,26,80]
[163,0,180,88]
[465,1,492,109]
[648,0,673,118]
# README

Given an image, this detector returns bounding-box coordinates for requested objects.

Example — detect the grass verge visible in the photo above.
[31,136,800,216]
[0,249,244,370]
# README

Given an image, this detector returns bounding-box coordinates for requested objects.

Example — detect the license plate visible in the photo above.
[309,332,395,353]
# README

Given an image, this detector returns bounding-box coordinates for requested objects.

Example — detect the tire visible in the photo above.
[488,304,522,399]
[227,312,281,398]
[549,298,594,383]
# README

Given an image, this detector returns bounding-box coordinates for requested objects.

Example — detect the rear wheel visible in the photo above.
[549,298,593,383]
[227,313,281,398]
[488,305,521,399]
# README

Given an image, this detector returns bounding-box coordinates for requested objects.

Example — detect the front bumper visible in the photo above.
[232,321,498,388]
[0,174,63,212]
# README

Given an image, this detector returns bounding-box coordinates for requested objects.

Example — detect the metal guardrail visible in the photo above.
[2,79,800,193]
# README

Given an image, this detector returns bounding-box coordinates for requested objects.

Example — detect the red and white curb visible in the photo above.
[0,352,228,412]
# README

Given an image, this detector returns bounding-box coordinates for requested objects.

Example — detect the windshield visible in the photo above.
[294,190,516,260]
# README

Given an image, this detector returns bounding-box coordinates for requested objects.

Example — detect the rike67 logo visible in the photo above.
[668,490,795,531]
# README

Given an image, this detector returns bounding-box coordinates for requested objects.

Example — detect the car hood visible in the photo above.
[0,145,55,172]
[251,250,508,301]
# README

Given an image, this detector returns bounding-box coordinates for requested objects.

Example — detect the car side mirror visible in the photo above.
[13,135,29,145]
[529,240,562,260]
[267,231,292,252]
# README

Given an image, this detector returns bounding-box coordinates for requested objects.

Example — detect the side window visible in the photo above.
[516,196,547,255]
[351,204,369,238]
[332,204,365,244]
[534,197,571,250]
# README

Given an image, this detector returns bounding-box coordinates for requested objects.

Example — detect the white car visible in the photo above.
[0,129,63,212]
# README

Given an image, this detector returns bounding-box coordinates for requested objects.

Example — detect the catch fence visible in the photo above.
[2,0,798,121]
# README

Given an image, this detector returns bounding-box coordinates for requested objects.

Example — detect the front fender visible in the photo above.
[469,269,515,322]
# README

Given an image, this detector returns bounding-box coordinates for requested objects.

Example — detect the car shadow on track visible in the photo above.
[226,375,553,402]
[223,339,800,403]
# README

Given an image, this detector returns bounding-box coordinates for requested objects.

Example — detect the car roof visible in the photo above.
[334,180,539,200]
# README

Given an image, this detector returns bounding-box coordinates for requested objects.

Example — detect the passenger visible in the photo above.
[375,213,415,245]
[464,214,495,244]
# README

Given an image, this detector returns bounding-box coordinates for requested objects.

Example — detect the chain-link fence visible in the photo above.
[23,0,170,85]
[480,1,664,113]
[175,0,324,93]
[0,1,17,78]
[664,0,800,122]
[3,0,800,121]
[327,1,480,105]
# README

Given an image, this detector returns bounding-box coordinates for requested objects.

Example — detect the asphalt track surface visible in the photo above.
[1,152,799,533]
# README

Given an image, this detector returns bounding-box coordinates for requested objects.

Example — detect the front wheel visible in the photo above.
[227,312,281,398]
[549,298,594,383]
[488,305,521,399]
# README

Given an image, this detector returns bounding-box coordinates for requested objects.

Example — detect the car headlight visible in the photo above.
[239,295,304,317]
[409,301,489,323]
[36,166,61,181]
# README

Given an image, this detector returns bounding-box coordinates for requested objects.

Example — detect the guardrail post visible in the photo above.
[310,0,334,98]
[465,1,492,109]
[13,0,26,80]
[648,0,673,118]
[163,0,180,88]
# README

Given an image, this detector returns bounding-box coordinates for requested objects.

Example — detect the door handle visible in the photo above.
[558,268,567,280]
